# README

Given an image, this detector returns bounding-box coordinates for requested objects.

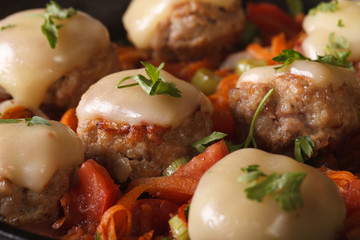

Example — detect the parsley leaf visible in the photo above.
[94,232,100,240]
[323,32,353,69]
[1,24,16,31]
[337,19,344,27]
[238,165,306,211]
[33,0,77,49]
[273,50,308,71]
[191,131,227,153]
[25,116,51,126]
[0,119,21,124]
[308,1,339,15]
[117,61,182,98]
[0,116,50,126]
[294,136,315,163]
[273,49,353,70]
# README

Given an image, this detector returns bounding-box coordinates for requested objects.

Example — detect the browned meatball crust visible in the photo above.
[0,168,73,226]
[151,1,245,61]
[77,108,212,182]
[229,73,360,156]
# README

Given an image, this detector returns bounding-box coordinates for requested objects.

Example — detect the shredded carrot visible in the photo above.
[60,108,78,132]
[246,32,287,65]
[0,106,33,119]
[97,184,150,240]
[208,74,239,136]
[319,167,357,194]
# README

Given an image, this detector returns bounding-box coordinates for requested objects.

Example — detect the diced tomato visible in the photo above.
[132,199,179,236]
[66,159,120,226]
[344,179,360,216]
[172,139,229,180]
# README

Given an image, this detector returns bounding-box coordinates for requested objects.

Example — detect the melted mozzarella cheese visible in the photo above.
[0,120,84,193]
[188,148,346,240]
[0,9,110,109]
[76,69,212,127]
[302,0,360,61]
[122,0,238,49]
[237,60,358,89]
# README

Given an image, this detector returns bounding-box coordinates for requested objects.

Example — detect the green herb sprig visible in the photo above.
[33,0,77,49]
[117,61,182,98]
[273,49,353,71]
[240,88,275,148]
[0,116,50,126]
[286,0,304,16]
[191,131,227,153]
[238,164,306,212]
[1,24,16,31]
[294,136,315,163]
[308,0,339,15]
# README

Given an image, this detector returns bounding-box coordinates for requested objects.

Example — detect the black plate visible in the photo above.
[0,0,321,239]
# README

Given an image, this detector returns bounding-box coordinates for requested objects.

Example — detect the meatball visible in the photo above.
[229,60,360,156]
[0,8,120,114]
[122,0,245,61]
[0,120,84,225]
[76,69,213,182]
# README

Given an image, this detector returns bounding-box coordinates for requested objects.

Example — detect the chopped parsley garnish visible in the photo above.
[0,24,16,31]
[25,116,51,126]
[191,131,227,153]
[324,32,352,68]
[238,164,306,212]
[0,116,50,126]
[308,1,339,15]
[273,49,353,71]
[337,19,344,27]
[117,61,182,98]
[294,136,315,163]
[286,0,304,16]
[32,0,77,49]
[94,232,100,240]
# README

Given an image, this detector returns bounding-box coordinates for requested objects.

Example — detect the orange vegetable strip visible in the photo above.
[270,32,287,59]
[246,42,273,64]
[172,140,229,180]
[0,105,33,119]
[129,177,197,204]
[319,167,357,194]
[60,107,78,132]
[97,184,150,240]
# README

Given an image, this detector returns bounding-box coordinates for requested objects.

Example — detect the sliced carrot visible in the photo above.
[319,167,357,194]
[208,74,239,135]
[0,106,33,119]
[270,32,287,60]
[246,42,273,64]
[172,140,229,180]
[97,184,150,240]
[60,107,78,132]
[129,177,197,204]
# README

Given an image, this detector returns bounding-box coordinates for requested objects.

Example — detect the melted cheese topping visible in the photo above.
[188,148,345,240]
[122,0,238,49]
[0,9,110,109]
[76,69,212,127]
[302,0,360,61]
[0,121,84,193]
[237,60,358,89]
